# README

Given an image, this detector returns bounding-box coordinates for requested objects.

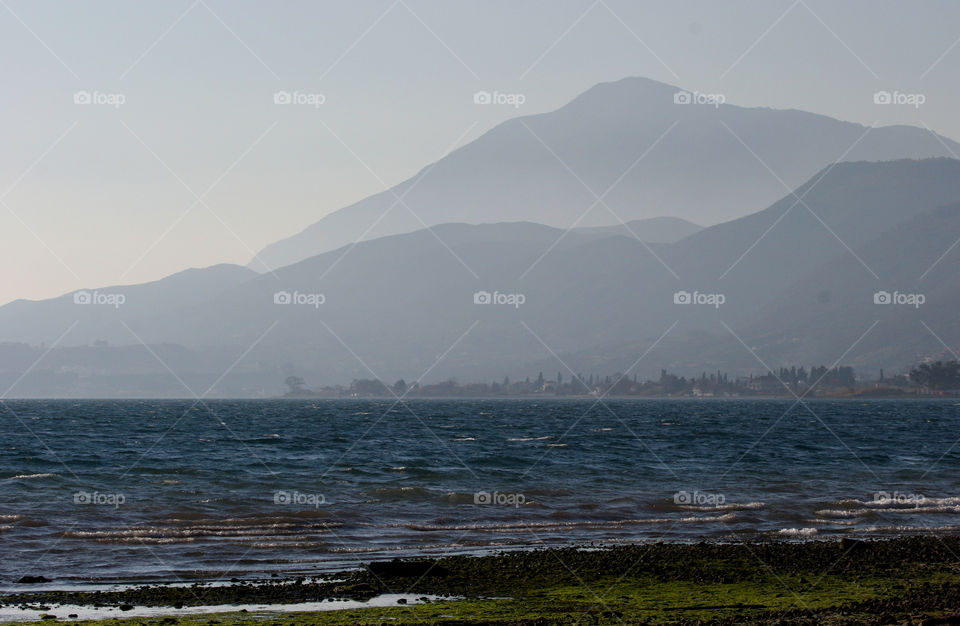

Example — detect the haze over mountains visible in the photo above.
[2,157,960,397]
[252,77,960,271]
[3,77,960,397]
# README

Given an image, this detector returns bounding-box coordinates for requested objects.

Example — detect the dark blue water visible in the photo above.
[2,399,960,587]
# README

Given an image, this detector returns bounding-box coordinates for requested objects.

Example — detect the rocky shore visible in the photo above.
[4,536,960,624]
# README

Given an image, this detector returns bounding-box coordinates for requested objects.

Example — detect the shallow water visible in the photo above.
[2,398,959,586]
[0,593,444,622]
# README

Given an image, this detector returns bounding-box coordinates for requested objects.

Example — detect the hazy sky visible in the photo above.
[2,0,959,304]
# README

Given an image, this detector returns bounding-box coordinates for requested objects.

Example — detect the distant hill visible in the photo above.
[251,76,960,271]
[2,159,960,396]
[0,264,257,347]
[572,217,701,243]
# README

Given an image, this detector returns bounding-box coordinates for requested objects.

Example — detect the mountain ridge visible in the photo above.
[1,158,959,396]
[251,76,960,271]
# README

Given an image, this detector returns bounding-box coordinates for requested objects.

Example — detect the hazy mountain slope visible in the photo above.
[252,76,960,271]
[740,201,960,372]
[3,160,960,394]
[572,217,701,243]
[659,158,960,315]
[0,264,258,347]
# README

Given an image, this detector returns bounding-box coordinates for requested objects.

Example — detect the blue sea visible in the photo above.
[2,399,960,588]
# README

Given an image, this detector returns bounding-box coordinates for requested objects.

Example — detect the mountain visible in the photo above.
[742,199,960,371]
[2,159,960,397]
[571,217,701,243]
[251,76,960,271]
[0,264,257,347]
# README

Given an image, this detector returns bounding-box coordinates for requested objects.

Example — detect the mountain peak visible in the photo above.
[250,79,960,272]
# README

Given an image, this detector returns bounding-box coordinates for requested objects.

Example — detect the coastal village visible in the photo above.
[284,360,960,399]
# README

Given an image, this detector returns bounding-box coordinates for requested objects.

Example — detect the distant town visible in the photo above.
[283,360,960,399]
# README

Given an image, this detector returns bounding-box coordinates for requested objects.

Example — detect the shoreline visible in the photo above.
[5,536,960,624]
[3,394,951,400]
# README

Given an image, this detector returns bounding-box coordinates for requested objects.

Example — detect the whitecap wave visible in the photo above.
[778,527,817,537]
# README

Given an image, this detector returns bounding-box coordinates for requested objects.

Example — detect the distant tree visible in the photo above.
[351,378,390,396]
[910,361,960,391]
[393,379,407,395]
[285,376,305,393]
[836,366,856,387]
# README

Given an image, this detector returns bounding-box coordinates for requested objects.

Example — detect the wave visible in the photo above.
[368,486,438,500]
[778,528,818,537]
[677,501,765,512]
[8,473,59,480]
[856,524,960,533]
[65,524,339,540]
[817,504,960,517]
[814,509,862,518]
[397,513,738,532]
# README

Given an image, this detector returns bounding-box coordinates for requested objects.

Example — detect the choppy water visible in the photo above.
[2,399,960,587]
